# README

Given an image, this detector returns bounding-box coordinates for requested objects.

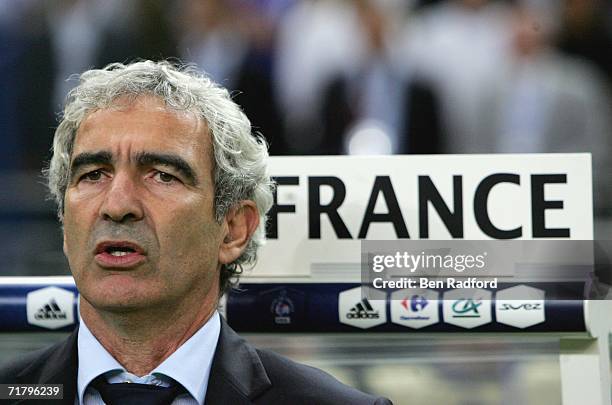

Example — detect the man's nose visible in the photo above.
[99,172,144,223]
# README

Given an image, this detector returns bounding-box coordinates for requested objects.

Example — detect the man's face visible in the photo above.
[63,95,222,313]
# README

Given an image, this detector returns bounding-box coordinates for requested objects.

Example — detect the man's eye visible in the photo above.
[155,171,177,183]
[81,170,103,182]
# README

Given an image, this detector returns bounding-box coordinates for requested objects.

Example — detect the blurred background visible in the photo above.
[1,0,611,403]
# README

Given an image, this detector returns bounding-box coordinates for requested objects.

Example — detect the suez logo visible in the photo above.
[498,303,542,311]
[495,285,545,328]
[339,285,546,330]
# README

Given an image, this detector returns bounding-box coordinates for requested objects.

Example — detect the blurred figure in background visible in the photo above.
[48,0,176,110]
[556,0,612,86]
[323,0,443,155]
[230,0,293,155]
[173,0,289,154]
[403,0,513,153]
[479,0,612,214]
[0,1,55,170]
[275,0,442,155]
[173,0,246,88]
[275,0,366,154]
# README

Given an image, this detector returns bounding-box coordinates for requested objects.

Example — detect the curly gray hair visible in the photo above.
[44,60,274,294]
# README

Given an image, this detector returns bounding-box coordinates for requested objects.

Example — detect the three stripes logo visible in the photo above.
[26,286,75,329]
[339,287,386,329]
[347,298,379,319]
[34,299,67,320]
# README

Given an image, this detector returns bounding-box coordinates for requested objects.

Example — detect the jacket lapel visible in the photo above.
[15,327,78,405]
[204,318,271,404]
[11,320,270,404]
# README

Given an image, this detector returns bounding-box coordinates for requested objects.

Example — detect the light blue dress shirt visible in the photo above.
[76,311,221,405]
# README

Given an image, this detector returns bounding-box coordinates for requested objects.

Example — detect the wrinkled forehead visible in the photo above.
[72,94,214,173]
[76,94,209,142]
[83,93,206,131]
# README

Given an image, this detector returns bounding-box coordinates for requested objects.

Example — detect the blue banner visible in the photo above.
[0,281,587,333]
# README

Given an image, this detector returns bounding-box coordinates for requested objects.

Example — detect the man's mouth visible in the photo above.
[94,241,146,268]
[106,246,136,257]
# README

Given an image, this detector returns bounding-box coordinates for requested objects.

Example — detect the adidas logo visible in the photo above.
[347,298,379,319]
[34,299,67,320]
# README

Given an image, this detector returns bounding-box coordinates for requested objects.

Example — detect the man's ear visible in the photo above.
[218,201,260,265]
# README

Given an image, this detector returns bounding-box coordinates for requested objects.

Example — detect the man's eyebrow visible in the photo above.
[135,152,198,185]
[70,151,113,180]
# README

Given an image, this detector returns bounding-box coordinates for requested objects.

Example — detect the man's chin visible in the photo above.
[82,294,151,314]
[79,281,162,314]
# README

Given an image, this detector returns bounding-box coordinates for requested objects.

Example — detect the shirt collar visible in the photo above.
[77,311,221,405]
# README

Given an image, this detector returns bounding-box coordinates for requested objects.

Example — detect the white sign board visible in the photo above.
[250,154,593,281]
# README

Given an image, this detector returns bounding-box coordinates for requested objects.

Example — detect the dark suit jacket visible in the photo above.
[0,319,392,404]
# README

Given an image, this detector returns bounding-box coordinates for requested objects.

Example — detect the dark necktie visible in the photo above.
[91,375,186,405]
